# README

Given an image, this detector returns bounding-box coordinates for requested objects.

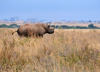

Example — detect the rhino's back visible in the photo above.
[18,24,38,35]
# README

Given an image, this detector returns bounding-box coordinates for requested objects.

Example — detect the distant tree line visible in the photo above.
[52,24,100,29]
[0,24,20,28]
[0,24,100,29]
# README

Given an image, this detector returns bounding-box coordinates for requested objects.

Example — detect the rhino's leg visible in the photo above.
[39,34,43,37]
[17,30,22,37]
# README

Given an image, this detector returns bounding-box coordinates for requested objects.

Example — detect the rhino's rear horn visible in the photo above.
[48,24,50,28]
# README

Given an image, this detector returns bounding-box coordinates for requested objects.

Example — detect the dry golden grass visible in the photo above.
[0,28,100,72]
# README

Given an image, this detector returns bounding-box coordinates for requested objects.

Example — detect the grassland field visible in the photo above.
[0,28,100,72]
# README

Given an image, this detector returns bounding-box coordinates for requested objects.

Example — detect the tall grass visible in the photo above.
[0,28,100,72]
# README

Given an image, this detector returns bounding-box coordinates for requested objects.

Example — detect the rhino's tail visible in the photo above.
[12,31,17,35]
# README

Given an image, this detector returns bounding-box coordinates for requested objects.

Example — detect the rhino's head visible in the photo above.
[46,25,55,34]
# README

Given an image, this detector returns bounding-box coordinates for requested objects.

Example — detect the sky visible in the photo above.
[0,0,100,21]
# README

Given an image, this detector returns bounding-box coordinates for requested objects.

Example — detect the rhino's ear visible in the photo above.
[48,24,50,28]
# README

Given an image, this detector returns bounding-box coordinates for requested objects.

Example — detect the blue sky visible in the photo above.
[0,0,100,21]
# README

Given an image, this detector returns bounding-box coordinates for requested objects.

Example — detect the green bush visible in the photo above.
[88,24,98,29]
[8,24,20,28]
[0,24,20,28]
[0,24,8,28]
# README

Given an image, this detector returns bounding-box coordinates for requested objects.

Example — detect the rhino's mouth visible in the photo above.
[48,31,54,34]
